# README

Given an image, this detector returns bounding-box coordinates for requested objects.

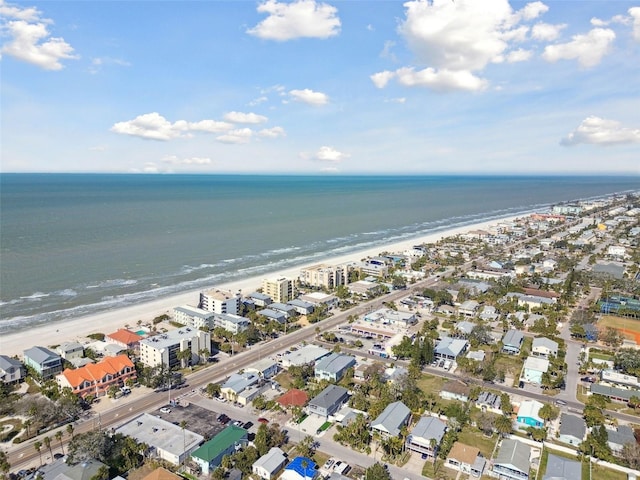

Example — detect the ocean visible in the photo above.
[1,174,638,335]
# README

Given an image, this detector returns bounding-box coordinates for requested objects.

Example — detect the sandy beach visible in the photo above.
[0,215,520,357]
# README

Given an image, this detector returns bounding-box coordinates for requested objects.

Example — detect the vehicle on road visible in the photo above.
[258,417,269,424]
[555,400,567,406]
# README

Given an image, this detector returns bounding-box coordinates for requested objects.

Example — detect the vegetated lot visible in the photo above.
[422,459,457,480]
[457,427,499,458]
[416,374,446,395]
[584,461,628,480]
[493,354,524,380]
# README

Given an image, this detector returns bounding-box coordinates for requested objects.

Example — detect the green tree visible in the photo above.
[254,423,269,456]
[494,415,513,437]
[34,440,43,466]
[295,435,316,458]
[538,403,559,422]
[206,382,221,398]
[364,462,392,480]
[44,436,53,461]
[0,450,11,480]
[66,423,75,439]
[55,430,64,455]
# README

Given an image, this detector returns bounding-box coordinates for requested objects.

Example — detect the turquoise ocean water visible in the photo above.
[1,174,638,334]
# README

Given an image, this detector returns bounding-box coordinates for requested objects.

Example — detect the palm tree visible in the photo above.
[34,441,43,466]
[494,415,513,437]
[43,436,53,461]
[55,431,64,455]
[180,420,187,466]
[66,423,74,439]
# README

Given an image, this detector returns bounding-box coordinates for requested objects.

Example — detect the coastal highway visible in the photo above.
[6,277,439,471]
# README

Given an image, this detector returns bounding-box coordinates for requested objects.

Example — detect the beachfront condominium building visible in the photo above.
[262,277,295,303]
[299,264,350,290]
[139,328,211,369]
[174,305,216,329]
[199,288,240,315]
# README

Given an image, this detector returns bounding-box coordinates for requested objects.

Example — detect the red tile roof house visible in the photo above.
[277,389,309,409]
[106,328,144,350]
[56,354,136,398]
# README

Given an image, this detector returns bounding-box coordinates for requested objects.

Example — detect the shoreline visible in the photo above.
[0,214,521,356]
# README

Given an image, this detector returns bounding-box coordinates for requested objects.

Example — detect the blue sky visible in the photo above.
[1,0,639,174]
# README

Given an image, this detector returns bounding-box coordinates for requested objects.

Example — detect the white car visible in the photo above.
[159,407,171,414]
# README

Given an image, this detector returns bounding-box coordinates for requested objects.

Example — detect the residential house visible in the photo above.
[307,385,349,418]
[370,401,411,439]
[287,299,315,315]
[55,342,84,361]
[280,345,330,368]
[191,426,248,474]
[492,439,531,480]
[252,447,287,480]
[406,416,446,458]
[56,354,137,398]
[590,384,638,403]
[600,369,640,389]
[248,292,273,307]
[542,454,581,480]
[434,337,468,360]
[314,353,356,382]
[445,442,486,478]
[245,358,279,380]
[115,413,204,466]
[269,302,298,318]
[558,413,586,446]
[522,357,550,385]
[280,457,318,480]
[0,355,25,385]
[480,305,499,322]
[38,458,108,480]
[516,400,544,428]
[106,329,144,350]
[456,321,476,336]
[531,338,558,359]
[141,467,182,480]
[258,309,287,324]
[475,392,502,414]
[501,330,524,355]
[220,372,260,402]
[277,389,309,409]
[606,425,636,456]
[458,300,480,317]
[23,346,63,381]
[440,381,470,402]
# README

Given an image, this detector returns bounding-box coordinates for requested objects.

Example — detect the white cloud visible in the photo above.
[143,162,160,173]
[630,7,640,41]
[313,145,350,162]
[289,88,329,105]
[248,96,268,106]
[373,0,545,92]
[1,1,78,70]
[223,111,268,124]
[216,128,253,144]
[506,48,533,62]
[561,116,640,146]
[89,56,131,74]
[543,27,615,67]
[111,113,235,140]
[111,113,184,140]
[162,155,212,165]
[258,126,286,138]
[531,22,566,41]
[396,67,488,92]
[247,0,340,41]
[370,70,395,89]
[380,40,397,61]
[385,97,406,104]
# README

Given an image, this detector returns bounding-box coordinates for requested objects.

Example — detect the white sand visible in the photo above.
[0,215,521,356]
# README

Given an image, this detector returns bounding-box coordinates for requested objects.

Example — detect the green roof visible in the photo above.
[191,425,247,462]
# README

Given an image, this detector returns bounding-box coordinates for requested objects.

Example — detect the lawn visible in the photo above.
[457,427,499,458]
[494,355,524,378]
[422,459,457,480]
[417,374,446,395]
[582,461,628,480]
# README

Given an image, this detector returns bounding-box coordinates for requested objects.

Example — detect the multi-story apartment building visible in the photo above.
[199,288,240,315]
[139,328,211,369]
[262,277,295,303]
[174,305,216,329]
[299,264,350,289]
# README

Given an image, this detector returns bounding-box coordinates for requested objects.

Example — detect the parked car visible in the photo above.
[243,421,253,430]
[159,407,171,414]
